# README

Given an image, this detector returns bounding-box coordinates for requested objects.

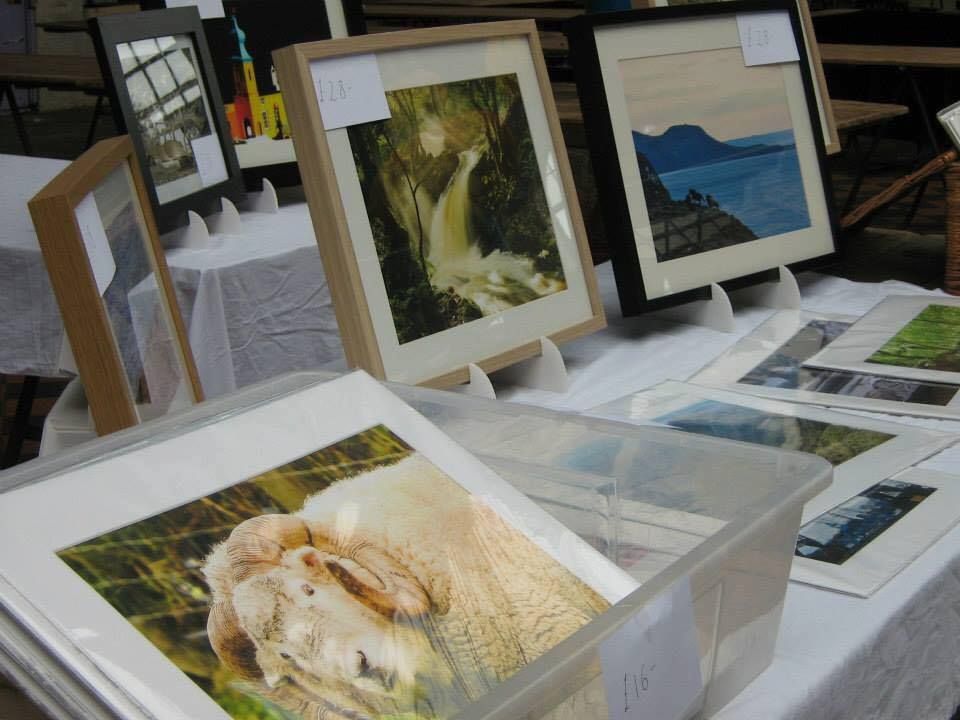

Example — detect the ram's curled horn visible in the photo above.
[207,598,262,680]
[321,544,432,619]
[224,514,317,584]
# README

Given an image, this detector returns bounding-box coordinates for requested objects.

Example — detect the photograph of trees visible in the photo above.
[866,304,960,373]
[347,73,566,345]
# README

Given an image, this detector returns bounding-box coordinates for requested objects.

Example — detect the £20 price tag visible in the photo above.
[599,577,703,720]
[310,53,391,130]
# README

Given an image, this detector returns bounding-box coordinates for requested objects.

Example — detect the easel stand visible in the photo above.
[163,179,279,249]
[455,337,569,399]
[659,266,801,333]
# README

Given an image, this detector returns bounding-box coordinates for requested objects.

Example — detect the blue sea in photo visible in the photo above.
[659,148,810,239]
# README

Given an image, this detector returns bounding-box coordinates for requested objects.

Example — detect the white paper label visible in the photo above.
[164,0,225,19]
[75,193,117,296]
[191,134,229,188]
[599,577,703,720]
[310,53,391,130]
[737,11,800,66]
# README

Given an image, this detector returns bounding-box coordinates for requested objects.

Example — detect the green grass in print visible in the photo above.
[346,74,565,345]
[866,304,960,373]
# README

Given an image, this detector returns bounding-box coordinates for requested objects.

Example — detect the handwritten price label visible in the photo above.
[736,11,800,66]
[599,577,702,720]
[74,193,116,296]
[310,53,391,130]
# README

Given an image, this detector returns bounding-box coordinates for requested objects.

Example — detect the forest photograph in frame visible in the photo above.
[273,22,604,386]
[567,0,834,313]
[91,7,243,232]
[347,73,567,345]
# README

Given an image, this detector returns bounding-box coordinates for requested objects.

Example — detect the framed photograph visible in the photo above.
[567,0,836,314]
[689,310,960,420]
[634,0,840,155]
[273,21,605,387]
[588,381,955,516]
[28,135,204,436]
[0,371,635,719]
[90,7,244,233]
[805,295,960,386]
[140,0,367,189]
[793,466,960,596]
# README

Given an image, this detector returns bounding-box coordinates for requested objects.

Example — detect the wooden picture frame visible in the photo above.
[633,0,840,155]
[28,135,204,436]
[273,20,605,387]
[90,7,244,233]
[140,0,368,189]
[567,0,836,315]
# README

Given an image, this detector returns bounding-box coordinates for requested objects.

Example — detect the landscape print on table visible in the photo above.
[866,304,960,373]
[796,478,935,564]
[620,47,810,262]
[58,425,607,720]
[654,399,893,465]
[740,319,960,405]
[347,74,566,345]
[118,35,216,203]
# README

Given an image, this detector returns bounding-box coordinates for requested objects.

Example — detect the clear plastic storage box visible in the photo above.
[0,372,831,720]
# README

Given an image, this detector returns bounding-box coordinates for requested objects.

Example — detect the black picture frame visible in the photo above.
[566,0,838,316]
[139,0,368,190]
[90,7,245,233]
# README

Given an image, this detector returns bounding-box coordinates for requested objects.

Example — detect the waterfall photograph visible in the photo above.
[347,73,566,345]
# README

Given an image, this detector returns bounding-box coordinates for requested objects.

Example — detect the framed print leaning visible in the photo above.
[28,135,203,435]
[0,371,636,719]
[273,21,605,387]
[90,7,244,233]
[689,309,960,419]
[805,295,960,386]
[567,0,836,314]
[140,0,367,189]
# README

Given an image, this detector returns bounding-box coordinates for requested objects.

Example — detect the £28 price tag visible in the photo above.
[310,53,391,130]
[599,577,703,720]
[737,11,800,66]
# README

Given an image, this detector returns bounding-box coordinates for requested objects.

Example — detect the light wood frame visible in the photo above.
[29,135,204,435]
[273,20,605,387]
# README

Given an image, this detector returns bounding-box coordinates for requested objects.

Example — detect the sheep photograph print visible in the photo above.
[346,74,566,345]
[621,47,811,262]
[56,425,608,719]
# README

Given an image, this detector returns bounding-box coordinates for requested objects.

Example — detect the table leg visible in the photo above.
[84,94,104,150]
[1,82,32,156]
[1,376,38,469]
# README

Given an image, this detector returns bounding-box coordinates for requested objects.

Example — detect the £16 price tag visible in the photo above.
[599,577,703,720]
[310,53,391,130]
[737,11,800,66]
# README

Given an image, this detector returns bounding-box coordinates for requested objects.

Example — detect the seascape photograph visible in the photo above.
[57,424,607,719]
[654,399,894,465]
[740,319,960,405]
[796,478,936,564]
[866,304,960,373]
[620,47,811,261]
[347,74,566,345]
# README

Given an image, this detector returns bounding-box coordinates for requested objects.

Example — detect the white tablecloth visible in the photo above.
[0,154,344,395]
[0,155,69,377]
[29,204,960,717]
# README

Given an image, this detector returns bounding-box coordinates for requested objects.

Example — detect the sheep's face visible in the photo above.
[231,547,452,717]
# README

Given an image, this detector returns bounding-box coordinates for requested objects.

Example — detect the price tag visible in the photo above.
[737,11,800,66]
[190,134,229,188]
[74,193,117,296]
[599,577,703,720]
[164,0,225,19]
[310,53,391,131]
